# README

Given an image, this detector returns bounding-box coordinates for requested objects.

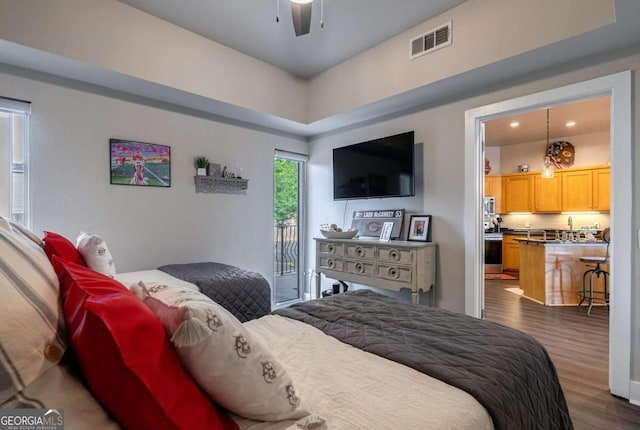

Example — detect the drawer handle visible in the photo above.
[355,246,365,257]
[327,259,335,269]
[387,267,399,279]
[355,262,365,273]
[389,249,400,261]
[327,244,335,254]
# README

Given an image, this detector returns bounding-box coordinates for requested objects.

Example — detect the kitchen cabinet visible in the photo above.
[593,167,610,211]
[561,169,592,211]
[500,166,610,213]
[484,175,502,213]
[503,232,544,272]
[502,234,521,272]
[503,175,532,213]
[533,174,562,212]
[561,166,610,212]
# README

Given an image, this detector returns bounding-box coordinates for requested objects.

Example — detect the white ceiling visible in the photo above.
[119,0,467,78]
[485,96,611,147]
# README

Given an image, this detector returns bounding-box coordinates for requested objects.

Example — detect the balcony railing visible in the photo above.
[274,222,298,275]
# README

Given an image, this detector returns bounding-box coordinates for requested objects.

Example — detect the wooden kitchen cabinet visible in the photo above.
[502,233,545,272]
[533,174,562,212]
[561,169,592,211]
[593,167,610,211]
[484,175,502,213]
[503,174,532,213]
[500,165,609,213]
[502,234,521,272]
[561,166,610,212]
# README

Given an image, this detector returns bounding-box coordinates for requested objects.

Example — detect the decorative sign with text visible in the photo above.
[351,209,405,239]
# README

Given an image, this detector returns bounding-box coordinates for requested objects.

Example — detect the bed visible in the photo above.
[0,220,573,430]
[115,262,272,323]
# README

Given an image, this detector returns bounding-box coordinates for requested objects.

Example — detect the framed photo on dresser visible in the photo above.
[408,215,432,242]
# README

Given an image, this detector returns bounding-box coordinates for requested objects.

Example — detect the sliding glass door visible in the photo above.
[273,150,307,304]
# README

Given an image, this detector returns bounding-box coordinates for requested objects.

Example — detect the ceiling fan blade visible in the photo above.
[291,2,312,36]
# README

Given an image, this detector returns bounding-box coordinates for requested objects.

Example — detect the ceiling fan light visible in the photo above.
[291,0,312,36]
[290,0,313,4]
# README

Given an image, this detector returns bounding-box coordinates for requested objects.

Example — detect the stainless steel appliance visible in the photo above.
[483,196,495,215]
[484,232,503,274]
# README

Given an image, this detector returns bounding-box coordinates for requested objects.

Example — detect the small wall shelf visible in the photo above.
[194,176,249,195]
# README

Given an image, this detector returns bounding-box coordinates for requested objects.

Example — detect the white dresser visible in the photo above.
[315,238,437,305]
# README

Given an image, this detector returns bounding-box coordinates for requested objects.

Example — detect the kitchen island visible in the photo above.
[517,239,609,305]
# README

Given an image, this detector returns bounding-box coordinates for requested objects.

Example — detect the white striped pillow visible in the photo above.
[0,217,67,404]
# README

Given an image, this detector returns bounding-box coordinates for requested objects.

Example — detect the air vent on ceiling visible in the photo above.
[410,21,452,60]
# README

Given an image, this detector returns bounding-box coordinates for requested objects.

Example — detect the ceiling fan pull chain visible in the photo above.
[276,0,280,22]
[320,0,324,28]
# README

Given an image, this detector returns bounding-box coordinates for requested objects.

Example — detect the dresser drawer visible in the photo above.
[345,243,375,260]
[376,264,412,284]
[344,260,375,277]
[318,256,344,272]
[318,242,345,257]
[377,247,413,264]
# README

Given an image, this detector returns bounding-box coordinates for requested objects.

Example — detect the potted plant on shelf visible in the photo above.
[194,156,209,176]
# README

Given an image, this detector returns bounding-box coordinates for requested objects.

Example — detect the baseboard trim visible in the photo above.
[629,380,640,406]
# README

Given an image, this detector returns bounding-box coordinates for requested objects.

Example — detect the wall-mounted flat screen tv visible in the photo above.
[333,131,415,200]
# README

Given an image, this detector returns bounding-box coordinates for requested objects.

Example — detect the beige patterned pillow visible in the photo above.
[132,281,309,422]
[0,217,67,404]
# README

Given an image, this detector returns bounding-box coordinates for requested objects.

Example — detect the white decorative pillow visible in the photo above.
[76,232,116,277]
[0,217,67,404]
[132,281,309,422]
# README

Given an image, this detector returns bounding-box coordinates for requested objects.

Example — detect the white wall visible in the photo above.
[497,131,610,174]
[0,0,308,123]
[0,68,308,281]
[307,0,614,121]
[484,146,501,174]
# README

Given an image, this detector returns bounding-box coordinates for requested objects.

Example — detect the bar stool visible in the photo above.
[577,228,610,316]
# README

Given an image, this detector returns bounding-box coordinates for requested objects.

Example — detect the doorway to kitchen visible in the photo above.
[273,150,307,305]
[464,72,632,401]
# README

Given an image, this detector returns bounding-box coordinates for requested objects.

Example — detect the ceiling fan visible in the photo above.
[277,0,324,37]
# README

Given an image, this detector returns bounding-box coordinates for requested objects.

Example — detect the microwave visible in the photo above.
[483,196,496,215]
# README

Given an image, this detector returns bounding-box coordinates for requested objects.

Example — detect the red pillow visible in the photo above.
[43,231,86,266]
[53,257,237,430]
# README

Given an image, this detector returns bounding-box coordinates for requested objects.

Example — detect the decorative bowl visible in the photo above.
[319,229,358,239]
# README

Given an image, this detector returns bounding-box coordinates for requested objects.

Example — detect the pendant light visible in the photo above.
[541,108,555,179]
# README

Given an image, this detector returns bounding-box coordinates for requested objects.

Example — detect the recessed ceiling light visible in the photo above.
[509,121,520,128]
[565,121,577,127]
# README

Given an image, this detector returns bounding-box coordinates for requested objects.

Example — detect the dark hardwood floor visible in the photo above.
[484,279,640,430]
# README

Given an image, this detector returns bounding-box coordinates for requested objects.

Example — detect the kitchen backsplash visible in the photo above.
[500,213,610,230]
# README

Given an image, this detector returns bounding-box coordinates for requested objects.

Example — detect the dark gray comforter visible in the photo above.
[274,290,572,430]
[158,262,271,322]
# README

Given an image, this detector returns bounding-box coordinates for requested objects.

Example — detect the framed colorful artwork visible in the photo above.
[109,139,171,187]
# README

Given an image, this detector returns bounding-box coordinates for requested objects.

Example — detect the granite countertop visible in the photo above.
[513,238,606,245]
[500,228,603,234]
